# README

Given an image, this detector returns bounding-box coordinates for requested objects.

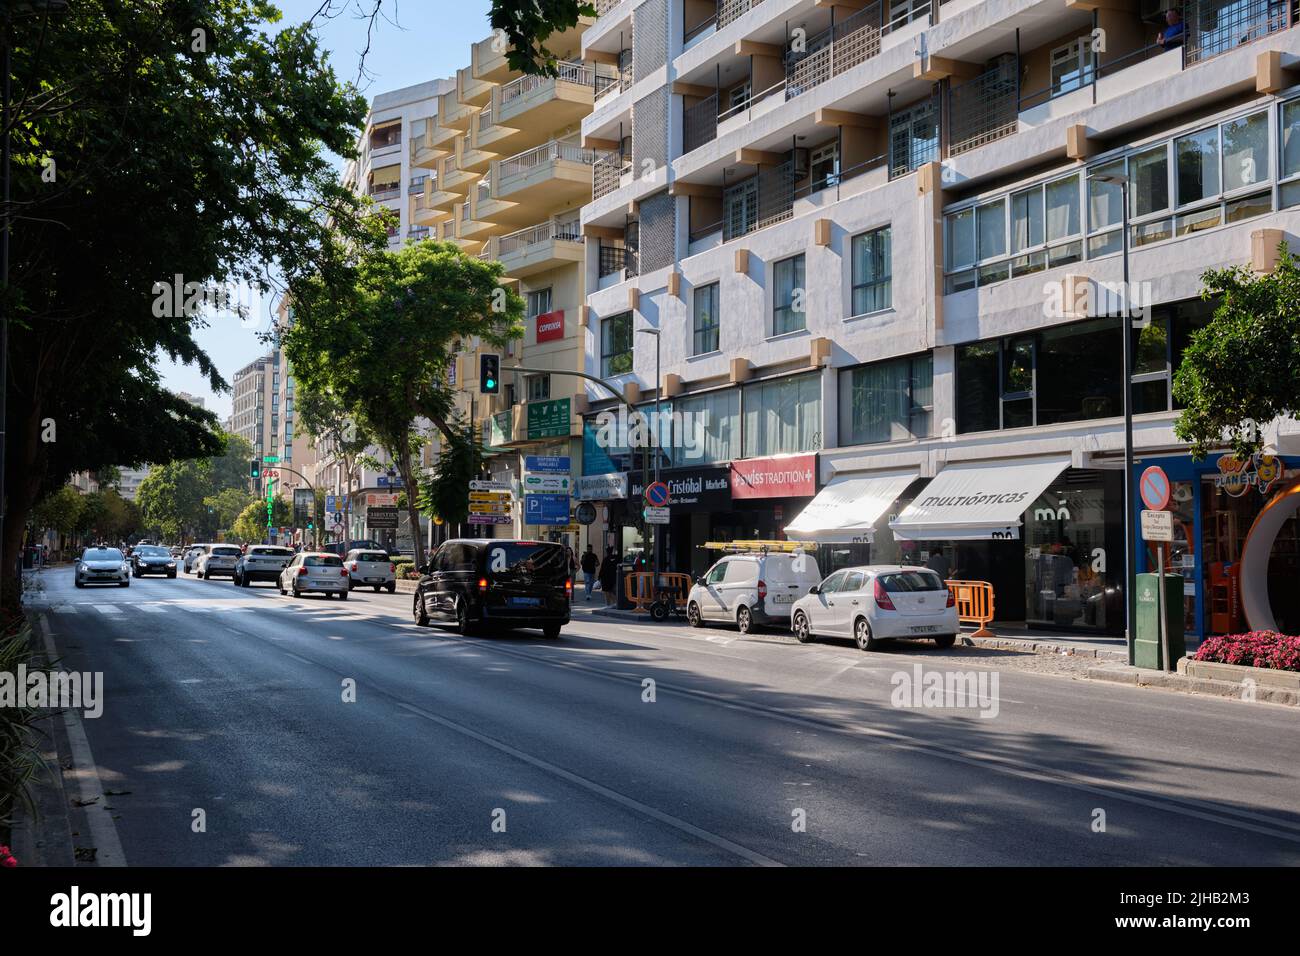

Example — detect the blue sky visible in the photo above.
[158,0,494,421]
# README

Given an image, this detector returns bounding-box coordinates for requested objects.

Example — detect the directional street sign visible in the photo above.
[468,514,512,525]
[523,473,571,493]
[469,479,511,492]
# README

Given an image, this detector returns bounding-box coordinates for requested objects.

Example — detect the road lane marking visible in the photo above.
[37,615,126,867]
[92,605,122,615]
[396,701,783,867]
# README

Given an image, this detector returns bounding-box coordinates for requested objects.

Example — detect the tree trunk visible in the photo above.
[395,447,425,570]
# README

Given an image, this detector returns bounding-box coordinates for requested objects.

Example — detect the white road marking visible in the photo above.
[92,605,122,615]
[37,615,126,867]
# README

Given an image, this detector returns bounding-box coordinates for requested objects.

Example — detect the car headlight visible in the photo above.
[166,562,176,568]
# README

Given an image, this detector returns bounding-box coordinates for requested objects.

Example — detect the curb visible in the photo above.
[1086,661,1299,707]
[958,633,1128,662]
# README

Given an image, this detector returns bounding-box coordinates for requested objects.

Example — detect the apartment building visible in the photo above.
[576,0,1300,640]
[232,353,275,469]
[403,15,618,546]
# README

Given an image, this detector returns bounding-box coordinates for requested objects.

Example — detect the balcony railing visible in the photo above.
[498,60,616,104]
[498,219,584,256]
[592,151,630,200]
[497,140,600,180]
[368,184,401,201]
[946,56,1019,156]
[787,2,887,98]
[594,0,621,15]
[408,174,429,193]
[683,92,719,153]
[1185,0,1296,65]
[718,0,763,30]
[598,244,637,277]
[723,160,794,241]
[408,225,431,240]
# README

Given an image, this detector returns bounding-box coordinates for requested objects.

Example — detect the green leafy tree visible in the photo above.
[30,486,85,546]
[419,421,484,528]
[297,386,372,501]
[284,240,523,567]
[138,460,211,542]
[232,496,292,544]
[3,1,380,609]
[1173,244,1300,459]
[205,487,255,537]
[489,0,596,75]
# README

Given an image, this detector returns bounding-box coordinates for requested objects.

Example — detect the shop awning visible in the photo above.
[889,456,1071,541]
[783,470,917,544]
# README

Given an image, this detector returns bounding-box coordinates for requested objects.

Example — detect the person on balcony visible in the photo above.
[1156,8,1185,49]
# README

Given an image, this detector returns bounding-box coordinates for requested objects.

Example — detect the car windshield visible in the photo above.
[879,570,946,592]
[250,547,292,557]
[304,555,343,567]
[85,548,124,561]
[212,547,241,556]
[136,546,168,556]
[486,543,568,582]
[355,552,388,562]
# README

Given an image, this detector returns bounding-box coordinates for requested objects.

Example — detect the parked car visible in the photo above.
[194,544,242,579]
[74,546,130,588]
[182,544,211,574]
[686,550,822,634]
[233,545,295,587]
[413,538,571,638]
[790,566,959,651]
[345,548,397,593]
[320,538,384,558]
[131,544,177,578]
[278,552,350,599]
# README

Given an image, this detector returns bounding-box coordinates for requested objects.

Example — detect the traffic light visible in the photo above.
[479,353,500,394]
[250,459,261,479]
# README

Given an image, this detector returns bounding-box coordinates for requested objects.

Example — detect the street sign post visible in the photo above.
[644,506,670,525]
[1140,508,1174,673]
[1140,509,1172,542]
[1140,466,1171,511]
[644,481,670,508]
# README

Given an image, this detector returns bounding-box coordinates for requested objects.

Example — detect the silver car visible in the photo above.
[75,546,130,588]
[344,549,396,593]
[183,544,211,574]
[790,566,959,651]
[195,544,242,579]
[278,552,350,599]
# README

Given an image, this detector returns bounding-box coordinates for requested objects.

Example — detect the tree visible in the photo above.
[283,240,523,568]
[232,497,291,544]
[419,421,483,528]
[205,488,255,537]
[297,386,372,503]
[3,1,380,608]
[489,1,597,75]
[1173,244,1300,460]
[138,460,211,543]
[30,486,85,545]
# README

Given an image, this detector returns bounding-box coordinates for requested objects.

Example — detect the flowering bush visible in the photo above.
[0,845,17,868]
[1194,630,1300,672]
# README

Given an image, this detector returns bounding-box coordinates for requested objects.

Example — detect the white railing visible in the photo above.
[592,151,629,200]
[497,140,600,180]
[498,219,584,256]
[500,60,600,104]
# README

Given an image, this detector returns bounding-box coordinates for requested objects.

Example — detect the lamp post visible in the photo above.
[1089,171,1135,663]
[637,326,661,585]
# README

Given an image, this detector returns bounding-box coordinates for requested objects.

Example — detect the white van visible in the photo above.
[686,551,822,634]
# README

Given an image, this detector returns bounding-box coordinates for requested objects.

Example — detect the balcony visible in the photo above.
[946,56,1019,157]
[498,60,617,131]
[472,32,517,84]
[597,243,637,282]
[458,65,494,108]
[495,219,585,278]
[407,225,431,242]
[439,88,474,130]
[1185,0,1296,65]
[722,158,795,241]
[785,1,891,101]
[411,119,456,168]
[438,150,478,195]
[493,140,601,206]
[367,184,401,202]
[592,150,631,201]
[413,182,458,222]
[408,174,429,194]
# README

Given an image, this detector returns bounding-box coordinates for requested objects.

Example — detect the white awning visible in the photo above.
[889,456,1072,541]
[784,471,917,544]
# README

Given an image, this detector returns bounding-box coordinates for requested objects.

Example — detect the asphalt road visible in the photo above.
[26,564,1300,866]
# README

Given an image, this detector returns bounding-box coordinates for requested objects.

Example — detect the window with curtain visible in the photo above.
[742,373,821,458]
[600,312,633,377]
[839,353,933,445]
[1222,110,1269,193]
[851,226,892,315]
[772,254,806,335]
[673,389,740,464]
[693,282,720,355]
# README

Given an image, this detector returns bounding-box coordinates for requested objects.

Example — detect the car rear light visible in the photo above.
[946,587,956,608]
[478,577,489,592]
[874,578,896,611]
[390,563,396,573]
[350,562,359,571]
[565,577,573,597]
[297,567,308,576]
[340,569,349,577]
[757,580,767,601]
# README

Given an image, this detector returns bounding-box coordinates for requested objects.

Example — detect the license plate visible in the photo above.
[910,624,939,634]
[772,594,793,604]
[365,577,381,583]
[509,597,541,607]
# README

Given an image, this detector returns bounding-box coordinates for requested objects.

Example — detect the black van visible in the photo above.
[413,539,572,638]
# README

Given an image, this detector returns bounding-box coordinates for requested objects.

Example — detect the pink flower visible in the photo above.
[0,846,17,868]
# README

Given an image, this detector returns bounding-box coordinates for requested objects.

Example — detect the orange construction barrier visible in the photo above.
[945,579,996,638]
[625,571,693,613]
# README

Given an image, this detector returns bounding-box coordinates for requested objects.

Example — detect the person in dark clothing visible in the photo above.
[598,547,619,606]
[580,544,600,601]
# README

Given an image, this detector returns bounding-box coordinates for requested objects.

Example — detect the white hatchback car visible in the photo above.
[790,565,959,651]
[344,548,397,593]
[686,551,822,634]
[278,551,350,599]
[194,544,242,579]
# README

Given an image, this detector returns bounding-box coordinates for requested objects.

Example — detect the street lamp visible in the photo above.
[637,326,661,584]
[1088,171,1136,662]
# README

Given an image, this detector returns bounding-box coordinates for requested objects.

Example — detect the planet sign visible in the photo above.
[1140,465,1171,511]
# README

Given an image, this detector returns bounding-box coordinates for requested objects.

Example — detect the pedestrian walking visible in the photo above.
[599,547,619,607]
[580,544,599,601]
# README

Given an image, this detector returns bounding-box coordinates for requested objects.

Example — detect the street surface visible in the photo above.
[26,566,1300,866]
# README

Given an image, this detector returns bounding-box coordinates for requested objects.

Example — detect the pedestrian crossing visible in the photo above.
[46,601,262,615]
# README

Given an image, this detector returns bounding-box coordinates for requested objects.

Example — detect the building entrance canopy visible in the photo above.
[890,457,1072,541]
[784,471,916,544]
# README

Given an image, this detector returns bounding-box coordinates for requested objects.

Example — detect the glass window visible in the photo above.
[1130,144,1169,217]
[1088,159,1125,233]
[1222,110,1269,192]
[818,571,846,593]
[742,373,821,458]
[1036,318,1122,426]
[600,312,633,377]
[673,389,740,465]
[842,571,865,592]
[693,282,720,355]
[839,353,933,445]
[809,141,840,191]
[851,226,892,315]
[976,200,1006,261]
[772,254,806,335]
[1176,127,1220,206]
[947,207,975,270]
[955,342,999,434]
[1050,39,1094,94]
[526,288,552,319]
[1045,175,1081,242]
[1001,335,1034,429]
[526,374,550,401]
[1283,100,1300,180]
[1011,187,1044,252]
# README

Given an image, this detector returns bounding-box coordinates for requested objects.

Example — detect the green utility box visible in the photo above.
[1134,572,1185,670]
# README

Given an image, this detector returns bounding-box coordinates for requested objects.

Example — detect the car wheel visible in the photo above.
[241,574,250,588]
[793,611,813,643]
[542,623,561,639]
[736,605,753,635]
[413,592,429,626]
[120,580,129,588]
[203,570,211,580]
[75,579,84,588]
[386,582,396,594]
[291,582,301,598]
[339,590,348,601]
[934,633,957,649]
[855,617,880,652]
[456,600,477,637]
[167,572,176,579]
[687,601,704,628]
[279,584,287,595]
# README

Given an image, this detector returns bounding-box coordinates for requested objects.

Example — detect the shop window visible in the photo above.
[850,226,891,315]
[839,353,932,445]
[600,312,633,377]
[955,342,999,434]
[742,373,821,458]
[1130,298,1217,414]
[692,282,720,355]
[772,254,806,335]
